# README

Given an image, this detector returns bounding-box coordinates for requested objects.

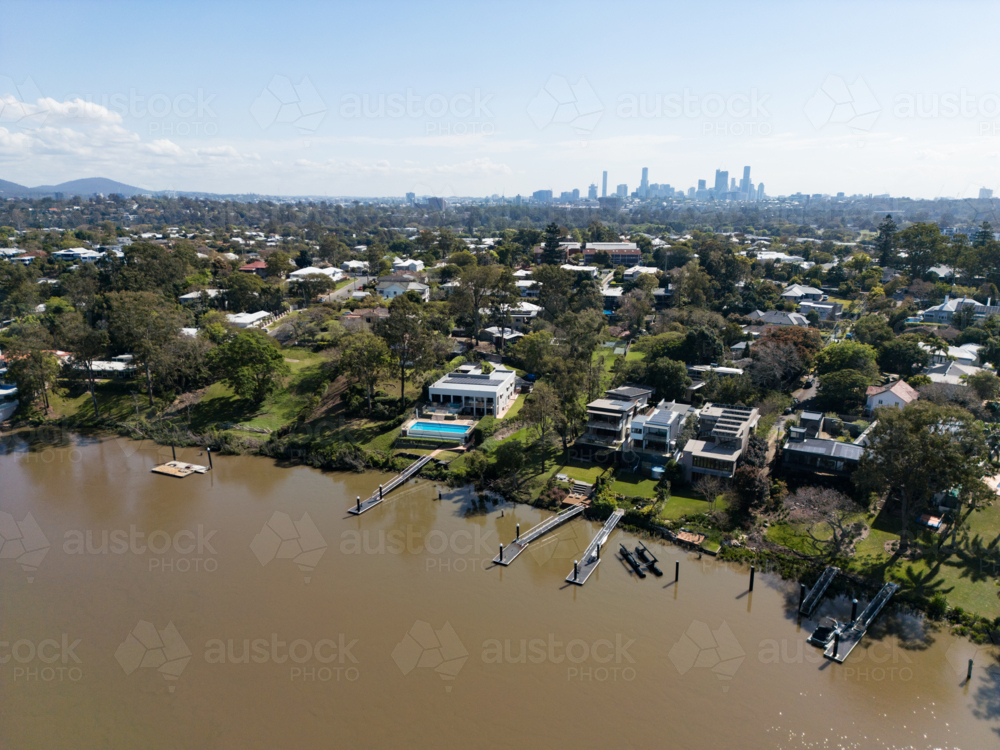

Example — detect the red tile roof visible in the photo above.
[866,380,919,403]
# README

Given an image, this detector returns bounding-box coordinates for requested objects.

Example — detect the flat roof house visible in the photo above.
[629,400,693,465]
[578,386,654,457]
[679,403,760,481]
[428,364,518,417]
[782,433,864,477]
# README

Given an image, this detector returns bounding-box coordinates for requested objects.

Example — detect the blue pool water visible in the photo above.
[410,421,471,435]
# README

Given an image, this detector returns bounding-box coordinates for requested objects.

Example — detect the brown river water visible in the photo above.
[2,431,999,749]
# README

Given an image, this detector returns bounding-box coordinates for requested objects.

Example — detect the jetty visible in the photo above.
[151,460,210,478]
[348,454,435,515]
[493,505,584,565]
[824,582,900,663]
[800,566,840,617]
[566,508,625,585]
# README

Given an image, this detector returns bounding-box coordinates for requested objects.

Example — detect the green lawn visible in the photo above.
[503,393,526,419]
[625,349,646,361]
[611,471,659,498]
[48,378,170,422]
[661,494,717,520]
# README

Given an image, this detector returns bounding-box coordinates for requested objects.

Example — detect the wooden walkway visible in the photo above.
[824,582,900,663]
[566,509,625,586]
[800,566,840,617]
[348,454,435,515]
[493,505,585,565]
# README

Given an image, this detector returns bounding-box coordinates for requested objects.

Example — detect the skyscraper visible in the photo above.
[698,179,706,191]
[640,167,649,198]
[602,171,608,198]
[730,177,737,192]
[757,183,765,200]
[588,184,598,199]
[739,166,751,197]
[617,184,627,198]
[713,169,728,196]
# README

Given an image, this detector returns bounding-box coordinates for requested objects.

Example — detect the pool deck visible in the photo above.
[402,417,477,440]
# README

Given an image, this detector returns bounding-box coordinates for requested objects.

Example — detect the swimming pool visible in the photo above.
[409,421,471,435]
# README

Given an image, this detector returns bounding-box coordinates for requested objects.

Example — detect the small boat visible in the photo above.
[620,544,646,579]
[808,618,845,648]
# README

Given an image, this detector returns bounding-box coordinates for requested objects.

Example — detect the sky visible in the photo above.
[2,0,999,199]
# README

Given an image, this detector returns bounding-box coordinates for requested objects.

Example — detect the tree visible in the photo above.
[540,222,563,265]
[522,381,560,464]
[59,315,109,416]
[855,401,990,551]
[451,264,502,336]
[733,465,769,514]
[483,268,521,350]
[818,369,871,410]
[533,265,574,320]
[790,486,866,561]
[756,326,823,367]
[296,273,335,305]
[493,439,525,482]
[619,288,651,332]
[748,340,804,391]
[896,223,948,278]
[105,291,185,406]
[966,370,1000,401]
[852,315,894,348]
[814,341,880,382]
[874,215,898,267]
[509,331,554,375]
[342,332,390,410]
[693,474,723,510]
[877,337,930,377]
[3,323,58,411]
[264,251,294,279]
[646,357,691,402]
[375,294,431,404]
[210,329,290,403]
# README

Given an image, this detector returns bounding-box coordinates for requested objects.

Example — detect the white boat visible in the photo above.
[0,383,18,422]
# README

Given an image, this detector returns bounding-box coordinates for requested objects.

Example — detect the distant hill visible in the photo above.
[28,178,149,198]
[0,178,30,196]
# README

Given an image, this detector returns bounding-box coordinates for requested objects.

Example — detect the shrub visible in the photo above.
[926,594,948,620]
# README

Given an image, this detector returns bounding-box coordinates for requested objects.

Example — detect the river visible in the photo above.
[1,431,998,749]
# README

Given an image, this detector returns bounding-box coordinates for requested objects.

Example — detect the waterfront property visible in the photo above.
[427,364,518,417]
[577,386,654,458]
[781,434,864,477]
[679,403,760,481]
[628,400,694,471]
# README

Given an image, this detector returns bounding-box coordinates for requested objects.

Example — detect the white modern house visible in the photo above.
[679,403,760,481]
[560,264,601,278]
[427,364,518,417]
[918,342,982,366]
[629,400,691,457]
[226,311,273,328]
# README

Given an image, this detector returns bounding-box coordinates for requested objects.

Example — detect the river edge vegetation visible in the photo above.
[3,197,1000,640]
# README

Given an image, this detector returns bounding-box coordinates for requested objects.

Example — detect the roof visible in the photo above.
[800,411,824,421]
[783,437,864,460]
[587,398,635,413]
[866,379,919,403]
[781,284,822,297]
[606,386,653,400]
[239,260,266,270]
[747,309,808,326]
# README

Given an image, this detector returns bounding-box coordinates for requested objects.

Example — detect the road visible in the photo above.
[331,275,370,301]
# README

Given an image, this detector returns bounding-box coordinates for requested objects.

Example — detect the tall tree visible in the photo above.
[874,214,898,267]
[540,222,563,265]
[59,315,109,417]
[375,295,430,404]
[342,332,390,410]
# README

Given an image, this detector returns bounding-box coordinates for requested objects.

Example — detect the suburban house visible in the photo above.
[780,284,824,303]
[376,280,430,301]
[483,301,541,330]
[392,257,426,273]
[799,300,842,321]
[516,279,541,298]
[11,250,47,265]
[747,309,809,327]
[865,379,919,413]
[341,307,389,331]
[72,353,137,379]
[652,286,673,308]
[602,286,623,309]
[482,326,524,348]
[238,260,268,277]
[918,342,981,366]
[226,311,272,328]
[341,259,370,275]
[923,361,987,386]
[51,247,104,263]
[629,400,694,470]
[798,411,825,438]
[781,433,864,477]
[427,364,518,417]
[289,266,343,282]
[679,403,760,481]
[577,386,654,458]
[919,295,1000,324]
[179,289,221,305]
[560,264,600,279]
[623,265,659,282]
